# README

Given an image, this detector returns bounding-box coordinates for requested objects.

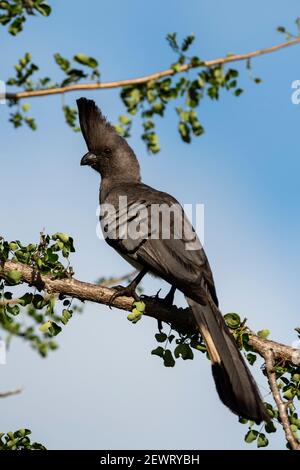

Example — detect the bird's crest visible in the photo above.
[76,98,117,152]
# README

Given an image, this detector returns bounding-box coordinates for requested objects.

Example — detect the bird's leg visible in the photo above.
[108,268,147,307]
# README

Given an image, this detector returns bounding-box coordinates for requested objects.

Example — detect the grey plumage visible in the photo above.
[77,97,269,423]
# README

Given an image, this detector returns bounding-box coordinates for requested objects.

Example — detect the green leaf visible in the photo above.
[174,343,194,360]
[163,349,175,367]
[257,433,269,448]
[14,428,31,438]
[5,270,22,285]
[8,242,19,251]
[39,321,52,333]
[8,16,25,35]
[53,53,70,72]
[234,88,243,97]
[52,232,69,243]
[239,417,248,424]
[190,56,203,67]
[74,53,98,69]
[290,416,300,429]
[21,103,30,112]
[283,387,296,400]
[35,3,52,16]
[257,329,270,339]
[178,121,191,143]
[155,333,167,343]
[151,346,164,358]
[171,62,182,73]
[166,32,179,53]
[48,322,62,337]
[246,352,257,366]
[181,33,195,52]
[7,305,20,316]
[18,293,33,306]
[224,313,241,329]
[244,429,258,443]
[133,301,145,313]
[61,309,72,325]
[119,115,131,125]
[265,421,276,433]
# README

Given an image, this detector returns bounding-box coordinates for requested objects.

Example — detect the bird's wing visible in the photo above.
[103,183,218,305]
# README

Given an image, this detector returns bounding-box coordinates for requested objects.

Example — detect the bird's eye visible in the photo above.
[103,147,112,156]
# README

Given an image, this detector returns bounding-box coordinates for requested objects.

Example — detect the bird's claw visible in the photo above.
[108,284,140,308]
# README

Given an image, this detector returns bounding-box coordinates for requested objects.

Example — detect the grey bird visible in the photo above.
[77,97,269,423]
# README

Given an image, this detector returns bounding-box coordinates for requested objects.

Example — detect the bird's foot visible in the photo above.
[108,284,140,308]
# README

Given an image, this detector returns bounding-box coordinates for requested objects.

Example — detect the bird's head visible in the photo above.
[77,98,140,181]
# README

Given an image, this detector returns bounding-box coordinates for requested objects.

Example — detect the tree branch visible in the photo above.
[0,388,23,398]
[264,350,300,450]
[0,260,299,365]
[5,38,300,101]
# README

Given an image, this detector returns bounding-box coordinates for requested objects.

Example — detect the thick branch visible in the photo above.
[5,38,300,101]
[264,350,300,450]
[0,260,299,365]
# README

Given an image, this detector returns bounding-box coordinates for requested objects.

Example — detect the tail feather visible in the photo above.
[186,296,269,423]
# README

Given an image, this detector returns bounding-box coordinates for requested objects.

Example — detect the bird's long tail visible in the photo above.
[186,296,269,423]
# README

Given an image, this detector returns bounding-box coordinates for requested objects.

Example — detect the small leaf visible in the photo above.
[163,349,175,367]
[246,352,257,366]
[155,333,167,343]
[244,429,258,443]
[257,433,269,448]
[224,313,241,329]
[39,321,52,333]
[151,346,164,358]
[53,53,70,72]
[133,301,145,313]
[74,53,98,69]
[35,3,52,16]
[21,103,30,112]
[52,232,69,243]
[257,329,270,339]
[48,322,62,337]
[265,421,276,434]
[5,270,22,285]
[174,343,194,360]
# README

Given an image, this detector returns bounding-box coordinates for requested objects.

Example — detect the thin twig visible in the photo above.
[4,38,300,101]
[0,388,23,398]
[264,349,300,450]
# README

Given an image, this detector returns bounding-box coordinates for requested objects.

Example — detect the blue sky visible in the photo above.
[1,0,300,450]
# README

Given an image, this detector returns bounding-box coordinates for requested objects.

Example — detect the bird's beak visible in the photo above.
[80,152,97,166]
